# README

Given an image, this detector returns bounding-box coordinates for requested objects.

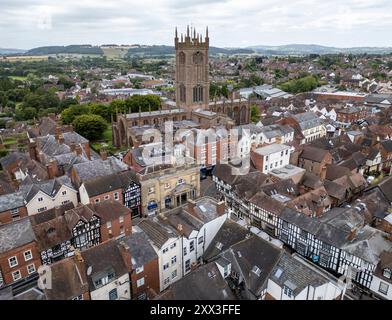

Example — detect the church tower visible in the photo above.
[175,26,209,112]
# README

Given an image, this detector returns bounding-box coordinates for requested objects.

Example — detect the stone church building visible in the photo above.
[112,26,251,148]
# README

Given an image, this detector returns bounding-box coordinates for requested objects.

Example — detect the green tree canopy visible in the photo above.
[251,105,260,123]
[61,104,91,124]
[90,103,114,122]
[124,94,160,113]
[72,114,107,141]
[278,75,320,94]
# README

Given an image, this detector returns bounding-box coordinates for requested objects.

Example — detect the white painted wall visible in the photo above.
[90,273,130,300]
[370,275,392,300]
[79,184,90,205]
[156,237,183,292]
[26,185,78,215]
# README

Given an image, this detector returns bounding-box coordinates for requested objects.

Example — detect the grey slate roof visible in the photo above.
[82,171,137,197]
[270,253,328,296]
[118,231,157,269]
[0,191,25,212]
[342,226,392,265]
[20,175,75,203]
[81,240,128,291]
[170,262,235,300]
[138,218,177,249]
[204,220,249,262]
[73,156,128,182]
[0,218,36,254]
[292,112,323,130]
[222,236,282,297]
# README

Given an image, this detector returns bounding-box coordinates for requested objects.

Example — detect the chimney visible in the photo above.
[0,185,5,196]
[177,224,183,232]
[74,249,84,263]
[55,126,62,141]
[216,200,225,216]
[29,141,38,161]
[46,159,58,179]
[187,199,196,215]
[100,148,108,161]
[70,143,76,152]
[75,144,83,156]
[58,134,64,144]
[118,241,133,272]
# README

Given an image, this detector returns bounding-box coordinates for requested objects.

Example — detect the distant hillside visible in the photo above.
[26,45,104,55]
[0,48,26,55]
[248,44,392,55]
[126,45,254,56]
[23,43,392,58]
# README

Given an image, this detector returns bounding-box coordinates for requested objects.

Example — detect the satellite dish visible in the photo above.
[87,266,93,276]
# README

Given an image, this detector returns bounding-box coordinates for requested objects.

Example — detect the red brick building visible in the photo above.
[92,200,133,242]
[0,191,27,224]
[0,218,41,288]
[298,146,333,180]
[117,231,160,300]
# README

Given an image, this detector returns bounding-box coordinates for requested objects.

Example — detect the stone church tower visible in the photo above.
[175,26,209,112]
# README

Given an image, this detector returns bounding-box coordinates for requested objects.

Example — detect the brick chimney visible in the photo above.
[70,143,76,152]
[46,159,58,179]
[75,144,83,156]
[216,200,225,216]
[55,126,62,141]
[29,141,38,161]
[118,241,133,272]
[100,148,108,161]
[58,134,64,144]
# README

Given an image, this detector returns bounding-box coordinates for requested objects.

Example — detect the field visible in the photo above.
[9,76,27,81]
[101,47,131,59]
[2,55,49,62]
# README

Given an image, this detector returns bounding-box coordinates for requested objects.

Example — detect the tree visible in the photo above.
[59,98,79,110]
[279,75,319,94]
[72,114,107,141]
[15,107,37,121]
[124,94,160,113]
[90,103,114,122]
[61,104,91,124]
[110,99,126,114]
[251,105,260,123]
[58,76,75,89]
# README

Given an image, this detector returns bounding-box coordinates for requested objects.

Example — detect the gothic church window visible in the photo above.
[179,52,185,64]
[193,85,203,102]
[192,52,203,64]
[180,84,186,102]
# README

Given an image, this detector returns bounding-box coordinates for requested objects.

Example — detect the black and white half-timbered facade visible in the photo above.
[40,239,73,265]
[275,207,391,290]
[212,163,271,222]
[248,192,285,237]
[123,179,141,219]
[31,204,102,265]
[70,214,101,250]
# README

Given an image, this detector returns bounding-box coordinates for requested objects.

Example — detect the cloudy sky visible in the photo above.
[1,0,392,49]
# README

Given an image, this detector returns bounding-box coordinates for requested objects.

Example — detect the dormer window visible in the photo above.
[383,268,391,279]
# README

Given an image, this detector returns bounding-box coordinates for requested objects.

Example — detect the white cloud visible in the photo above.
[0,0,392,49]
